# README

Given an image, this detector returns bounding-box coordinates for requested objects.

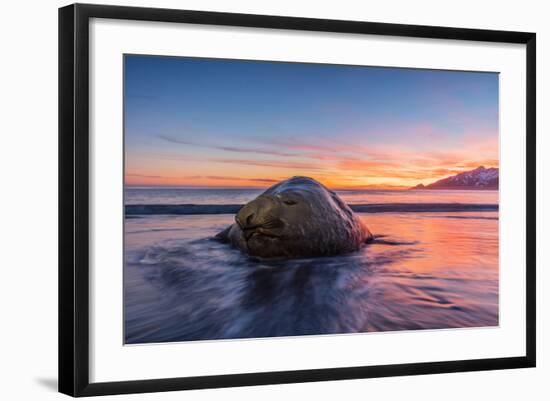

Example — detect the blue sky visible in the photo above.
[124,54,498,188]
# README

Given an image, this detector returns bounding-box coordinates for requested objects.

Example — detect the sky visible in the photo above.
[124,55,499,189]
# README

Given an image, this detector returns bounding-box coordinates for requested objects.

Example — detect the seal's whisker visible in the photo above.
[261,218,284,229]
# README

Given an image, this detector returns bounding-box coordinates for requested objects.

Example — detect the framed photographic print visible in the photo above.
[58,3,536,397]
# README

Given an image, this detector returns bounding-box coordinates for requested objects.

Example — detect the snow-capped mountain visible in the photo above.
[412,166,499,190]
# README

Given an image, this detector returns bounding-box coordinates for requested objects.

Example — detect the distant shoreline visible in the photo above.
[410,186,498,191]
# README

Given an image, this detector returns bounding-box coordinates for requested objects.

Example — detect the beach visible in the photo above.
[124,188,498,344]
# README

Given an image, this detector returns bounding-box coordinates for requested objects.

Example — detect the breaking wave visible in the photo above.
[125,203,498,216]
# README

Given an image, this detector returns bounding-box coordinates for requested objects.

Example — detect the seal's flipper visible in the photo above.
[215,225,233,242]
[370,237,418,246]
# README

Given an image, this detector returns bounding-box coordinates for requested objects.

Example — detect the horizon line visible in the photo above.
[124,184,419,191]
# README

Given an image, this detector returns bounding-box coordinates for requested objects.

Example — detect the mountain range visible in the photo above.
[411,166,499,190]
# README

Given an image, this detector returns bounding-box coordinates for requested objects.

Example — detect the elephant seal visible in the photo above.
[216,176,373,259]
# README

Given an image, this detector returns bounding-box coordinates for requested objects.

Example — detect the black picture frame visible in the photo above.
[59,3,536,397]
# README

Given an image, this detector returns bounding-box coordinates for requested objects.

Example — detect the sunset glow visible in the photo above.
[124,56,498,189]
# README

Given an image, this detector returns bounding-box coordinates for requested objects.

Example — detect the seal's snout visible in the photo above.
[235,203,256,231]
[236,196,271,227]
[235,211,255,230]
[235,196,283,240]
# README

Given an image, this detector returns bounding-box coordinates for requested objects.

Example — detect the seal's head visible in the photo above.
[219,176,372,259]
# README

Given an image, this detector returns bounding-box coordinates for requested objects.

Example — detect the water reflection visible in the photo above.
[124,212,498,344]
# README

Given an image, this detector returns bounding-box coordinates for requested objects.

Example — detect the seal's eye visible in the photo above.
[283,199,297,206]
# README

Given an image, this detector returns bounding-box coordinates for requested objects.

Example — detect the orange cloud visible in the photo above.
[126,130,499,189]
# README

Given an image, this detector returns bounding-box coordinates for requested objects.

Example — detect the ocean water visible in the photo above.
[124,188,499,344]
[125,187,498,205]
